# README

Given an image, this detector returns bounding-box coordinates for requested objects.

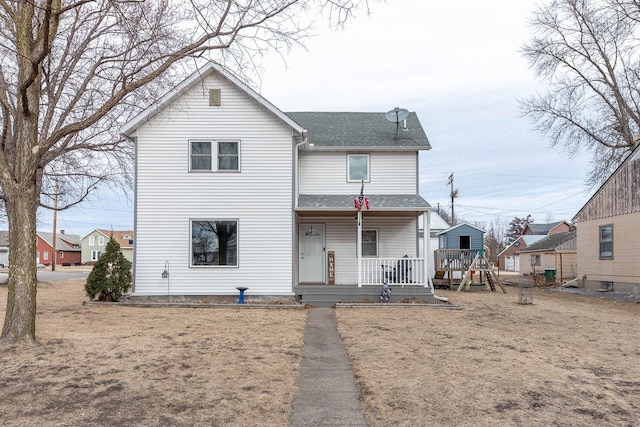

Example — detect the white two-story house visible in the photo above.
[121,62,434,304]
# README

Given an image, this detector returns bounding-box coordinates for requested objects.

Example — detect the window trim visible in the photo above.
[599,224,614,259]
[347,154,370,182]
[88,236,95,246]
[361,228,378,258]
[91,250,101,261]
[190,219,239,267]
[98,236,105,246]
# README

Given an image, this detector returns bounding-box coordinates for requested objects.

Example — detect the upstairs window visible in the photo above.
[190,141,212,171]
[190,140,240,172]
[218,141,239,171]
[347,154,369,182]
[599,224,613,259]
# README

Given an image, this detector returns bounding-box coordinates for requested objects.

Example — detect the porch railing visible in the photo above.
[360,257,426,287]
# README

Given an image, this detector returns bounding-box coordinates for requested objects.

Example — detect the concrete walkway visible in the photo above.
[290,307,367,426]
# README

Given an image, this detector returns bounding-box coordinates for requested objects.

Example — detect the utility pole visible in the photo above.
[447,173,459,224]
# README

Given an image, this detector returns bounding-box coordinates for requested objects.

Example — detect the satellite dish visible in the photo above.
[385,107,410,123]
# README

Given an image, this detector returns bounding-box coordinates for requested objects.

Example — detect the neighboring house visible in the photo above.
[121,62,434,301]
[0,230,9,268]
[82,229,134,264]
[573,142,640,294]
[517,231,577,281]
[498,235,545,272]
[523,221,573,236]
[36,230,82,266]
[498,221,574,271]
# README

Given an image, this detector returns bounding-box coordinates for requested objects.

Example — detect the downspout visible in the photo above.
[294,130,309,208]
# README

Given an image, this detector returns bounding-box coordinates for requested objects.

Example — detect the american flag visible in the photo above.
[354,180,369,210]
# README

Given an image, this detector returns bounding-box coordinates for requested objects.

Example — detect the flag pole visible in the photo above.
[357,209,362,287]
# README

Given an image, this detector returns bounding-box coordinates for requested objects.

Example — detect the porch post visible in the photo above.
[424,211,432,290]
[357,210,362,287]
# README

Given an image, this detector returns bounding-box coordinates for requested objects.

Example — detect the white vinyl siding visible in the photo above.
[133,72,294,295]
[299,151,417,194]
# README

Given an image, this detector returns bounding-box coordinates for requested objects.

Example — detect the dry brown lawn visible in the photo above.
[0,279,307,426]
[337,289,640,427]
[1,279,639,426]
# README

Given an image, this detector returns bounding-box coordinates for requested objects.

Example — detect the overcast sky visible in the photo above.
[45,0,596,237]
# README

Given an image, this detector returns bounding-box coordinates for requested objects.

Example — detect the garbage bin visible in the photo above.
[518,281,533,304]
[544,268,556,284]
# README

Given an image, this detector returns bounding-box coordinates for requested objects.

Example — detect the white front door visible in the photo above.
[299,224,325,283]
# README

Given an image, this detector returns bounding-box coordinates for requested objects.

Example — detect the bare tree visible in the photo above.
[521,0,640,186]
[505,215,533,245]
[0,0,365,345]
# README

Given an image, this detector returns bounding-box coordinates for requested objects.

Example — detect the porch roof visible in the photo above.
[297,194,431,216]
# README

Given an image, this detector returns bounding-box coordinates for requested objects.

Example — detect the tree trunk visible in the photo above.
[1,188,39,344]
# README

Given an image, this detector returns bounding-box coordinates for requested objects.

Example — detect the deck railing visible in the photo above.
[360,257,426,286]
[433,249,482,273]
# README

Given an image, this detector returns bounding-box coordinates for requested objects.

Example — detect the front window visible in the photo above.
[362,229,378,257]
[98,236,105,246]
[59,251,64,259]
[530,254,540,266]
[218,141,239,171]
[191,220,238,266]
[599,224,613,259]
[347,154,369,182]
[43,251,49,261]
[89,236,95,246]
[91,250,101,261]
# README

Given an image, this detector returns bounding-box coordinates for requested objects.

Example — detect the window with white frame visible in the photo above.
[59,251,64,259]
[361,229,378,257]
[347,154,369,182]
[98,236,105,246]
[43,251,49,261]
[89,236,95,246]
[191,219,238,266]
[190,140,240,172]
[91,250,101,261]
[599,224,613,259]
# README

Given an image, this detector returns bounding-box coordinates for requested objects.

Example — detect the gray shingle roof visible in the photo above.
[526,221,565,235]
[37,232,81,251]
[298,194,431,210]
[519,231,576,252]
[286,112,431,149]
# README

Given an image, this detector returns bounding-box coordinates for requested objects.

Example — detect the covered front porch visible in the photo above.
[294,194,435,304]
